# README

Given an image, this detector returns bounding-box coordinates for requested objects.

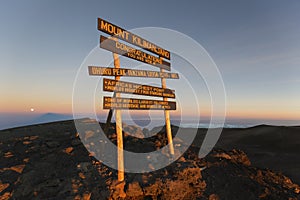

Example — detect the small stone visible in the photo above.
[209,194,220,200]
[0,182,9,193]
[89,152,96,157]
[4,152,13,158]
[83,193,91,200]
[0,192,12,200]
[10,164,25,174]
[178,156,186,162]
[64,147,74,154]
[78,172,85,179]
[29,135,39,140]
[23,141,31,145]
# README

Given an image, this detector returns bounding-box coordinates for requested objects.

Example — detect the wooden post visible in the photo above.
[112,52,124,182]
[160,68,175,156]
[111,38,126,198]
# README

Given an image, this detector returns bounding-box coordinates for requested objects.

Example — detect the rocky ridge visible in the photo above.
[0,119,299,199]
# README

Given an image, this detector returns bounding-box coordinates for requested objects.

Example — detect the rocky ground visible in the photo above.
[0,119,299,199]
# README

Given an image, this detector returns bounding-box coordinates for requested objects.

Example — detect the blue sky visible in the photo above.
[1,0,299,123]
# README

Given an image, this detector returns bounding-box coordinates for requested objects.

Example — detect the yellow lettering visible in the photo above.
[100,21,108,31]
[132,35,138,44]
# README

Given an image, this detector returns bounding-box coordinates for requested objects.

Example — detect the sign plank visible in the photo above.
[103,97,176,110]
[88,66,179,79]
[98,18,170,60]
[103,78,175,98]
[100,35,171,71]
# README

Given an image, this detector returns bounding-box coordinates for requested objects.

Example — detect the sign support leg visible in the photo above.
[112,38,126,197]
[160,68,175,156]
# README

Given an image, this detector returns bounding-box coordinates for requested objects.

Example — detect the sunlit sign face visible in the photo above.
[103,97,176,110]
[100,36,171,71]
[98,18,170,60]
[88,66,179,79]
[103,78,175,99]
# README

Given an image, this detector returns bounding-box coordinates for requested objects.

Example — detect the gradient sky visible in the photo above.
[1,0,299,122]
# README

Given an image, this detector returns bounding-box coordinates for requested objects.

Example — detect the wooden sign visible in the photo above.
[91,18,178,186]
[103,96,176,110]
[88,66,179,79]
[103,78,175,98]
[100,35,171,71]
[98,18,170,60]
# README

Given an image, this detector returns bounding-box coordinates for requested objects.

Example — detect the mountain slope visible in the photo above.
[0,120,299,199]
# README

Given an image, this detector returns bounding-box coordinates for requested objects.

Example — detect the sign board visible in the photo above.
[91,18,178,184]
[103,96,176,110]
[103,78,175,98]
[98,18,170,60]
[88,66,179,79]
[100,35,171,71]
